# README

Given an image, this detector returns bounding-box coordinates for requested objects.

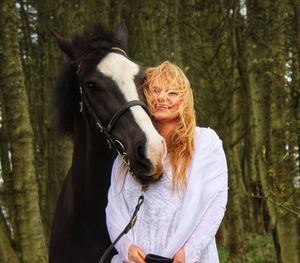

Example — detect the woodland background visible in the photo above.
[0,0,299,262]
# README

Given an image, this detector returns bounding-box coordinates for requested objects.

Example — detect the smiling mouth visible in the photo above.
[158,105,169,109]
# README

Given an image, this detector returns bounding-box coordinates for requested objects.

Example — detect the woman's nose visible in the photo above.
[158,90,167,100]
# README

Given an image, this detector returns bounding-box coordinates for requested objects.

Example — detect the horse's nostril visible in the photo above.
[133,143,152,174]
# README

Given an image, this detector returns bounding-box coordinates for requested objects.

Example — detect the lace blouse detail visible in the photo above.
[184,189,227,262]
[122,157,185,255]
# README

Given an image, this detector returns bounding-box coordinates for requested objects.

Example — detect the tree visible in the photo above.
[0,0,48,262]
[0,1,298,261]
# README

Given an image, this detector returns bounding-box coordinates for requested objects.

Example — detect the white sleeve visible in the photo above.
[106,219,131,261]
[106,157,133,262]
[184,188,228,262]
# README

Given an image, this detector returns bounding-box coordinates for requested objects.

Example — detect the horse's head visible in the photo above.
[52,22,166,183]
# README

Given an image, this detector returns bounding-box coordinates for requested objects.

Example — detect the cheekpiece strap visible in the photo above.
[107,100,148,133]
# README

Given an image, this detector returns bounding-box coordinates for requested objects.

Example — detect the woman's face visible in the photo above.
[149,77,182,124]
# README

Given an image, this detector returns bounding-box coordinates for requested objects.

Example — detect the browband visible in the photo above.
[111,47,128,57]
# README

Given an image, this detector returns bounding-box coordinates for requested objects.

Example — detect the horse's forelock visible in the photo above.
[71,24,117,60]
[68,25,119,74]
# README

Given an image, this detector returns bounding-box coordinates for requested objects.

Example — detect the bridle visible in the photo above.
[76,48,148,262]
[76,48,148,166]
[79,85,148,166]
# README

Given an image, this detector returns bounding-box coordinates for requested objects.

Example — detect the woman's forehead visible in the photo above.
[151,76,164,87]
[151,77,177,91]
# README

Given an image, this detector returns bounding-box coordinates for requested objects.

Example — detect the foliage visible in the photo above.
[219,233,277,263]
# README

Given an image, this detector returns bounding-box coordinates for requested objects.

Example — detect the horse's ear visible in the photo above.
[114,21,128,52]
[51,30,75,59]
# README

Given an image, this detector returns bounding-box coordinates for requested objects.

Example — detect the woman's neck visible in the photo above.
[155,121,177,147]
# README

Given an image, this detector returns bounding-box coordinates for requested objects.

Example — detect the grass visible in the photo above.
[218,233,277,263]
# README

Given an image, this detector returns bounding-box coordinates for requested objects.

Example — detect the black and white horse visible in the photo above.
[49,22,166,263]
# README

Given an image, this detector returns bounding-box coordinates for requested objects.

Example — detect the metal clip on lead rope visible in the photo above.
[98,185,147,263]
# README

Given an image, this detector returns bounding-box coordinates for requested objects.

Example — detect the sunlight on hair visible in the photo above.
[143,61,196,189]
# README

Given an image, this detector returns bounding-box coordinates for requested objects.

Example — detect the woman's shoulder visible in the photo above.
[194,127,222,144]
[193,127,223,155]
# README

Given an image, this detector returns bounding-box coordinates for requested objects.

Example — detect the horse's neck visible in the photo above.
[70,111,114,203]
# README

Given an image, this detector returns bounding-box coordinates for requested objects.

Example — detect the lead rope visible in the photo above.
[99,184,147,263]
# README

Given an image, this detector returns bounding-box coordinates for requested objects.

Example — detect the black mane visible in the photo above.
[54,23,121,135]
[54,63,78,135]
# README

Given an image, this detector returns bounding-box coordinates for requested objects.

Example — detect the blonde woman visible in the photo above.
[106,61,228,263]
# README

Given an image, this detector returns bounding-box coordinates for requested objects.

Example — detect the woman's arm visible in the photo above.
[184,187,228,262]
[107,219,146,263]
[106,219,132,261]
[106,158,132,262]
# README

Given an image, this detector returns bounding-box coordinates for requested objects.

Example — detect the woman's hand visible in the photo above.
[128,244,146,263]
[173,246,185,263]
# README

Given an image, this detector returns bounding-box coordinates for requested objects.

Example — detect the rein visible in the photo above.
[98,185,147,263]
[76,47,148,262]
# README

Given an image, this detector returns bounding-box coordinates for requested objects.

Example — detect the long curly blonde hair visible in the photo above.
[143,61,196,189]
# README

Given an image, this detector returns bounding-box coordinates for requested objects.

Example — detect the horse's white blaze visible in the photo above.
[97,53,166,170]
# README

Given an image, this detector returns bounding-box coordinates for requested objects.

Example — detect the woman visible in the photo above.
[106,61,228,263]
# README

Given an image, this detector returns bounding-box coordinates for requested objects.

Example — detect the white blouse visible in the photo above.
[106,127,228,263]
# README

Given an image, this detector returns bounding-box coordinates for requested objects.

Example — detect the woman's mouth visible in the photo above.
[158,104,169,110]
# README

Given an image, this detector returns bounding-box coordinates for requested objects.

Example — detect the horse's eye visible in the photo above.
[84,81,96,89]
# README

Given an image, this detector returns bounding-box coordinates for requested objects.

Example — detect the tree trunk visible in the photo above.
[0,89,17,233]
[225,3,247,258]
[268,2,300,262]
[0,212,20,263]
[0,1,48,262]
[234,1,265,234]
[126,0,182,66]
[246,0,280,259]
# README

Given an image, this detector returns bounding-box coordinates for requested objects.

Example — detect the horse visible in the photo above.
[49,22,166,263]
